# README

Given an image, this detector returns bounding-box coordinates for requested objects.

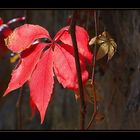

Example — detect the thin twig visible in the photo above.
[91,10,98,84]
[69,10,86,130]
[86,10,98,129]
[86,84,97,129]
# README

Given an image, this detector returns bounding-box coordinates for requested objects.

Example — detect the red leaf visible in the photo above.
[0,17,3,25]
[4,43,47,96]
[3,24,91,124]
[6,24,51,53]
[29,48,54,123]
[55,26,92,64]
[29,97,37,120]
[2,26,12,38]
[54,44,88,90]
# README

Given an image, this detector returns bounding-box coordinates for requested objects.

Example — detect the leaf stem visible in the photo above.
[69,10,86,130]
[91,10,98,83]
[86,10,98,129]
[6,16,25,25]
[86,84,97,129]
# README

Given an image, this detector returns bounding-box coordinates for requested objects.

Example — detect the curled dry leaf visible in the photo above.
[89,36,97,46]
[84,79,103,104]
[89,31,117,61]
[96,43,109,60]
[74,79,103,104]
[95,112,105,123]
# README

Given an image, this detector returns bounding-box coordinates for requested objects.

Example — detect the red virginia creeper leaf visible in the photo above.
[54,44,88,90]
[55,26,92,64]
[0,24,12,38]
[29,97,37,120]
[2,26,12,38]
[3,23,91,124]
[3,43,47,96]
[0,17,3,25]
[6,24,51,53]
[29,48,54,124]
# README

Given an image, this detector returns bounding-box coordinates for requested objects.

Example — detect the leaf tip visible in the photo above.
[89,36,97,46]
[40,110,46,124]
[3,88,10,97]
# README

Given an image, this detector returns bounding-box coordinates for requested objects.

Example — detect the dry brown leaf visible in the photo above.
[110,39,117,49]
[74,79,103,103]
[96,35,107,45]
[96,42,109,60]
[89,31,117,61]
[89,36,97,46]
[108,45,115,60]
[95,112,105,123]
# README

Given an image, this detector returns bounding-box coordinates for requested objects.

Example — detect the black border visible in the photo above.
[1,130,140,139]
[0,0,140,8]
[0,1,140,136]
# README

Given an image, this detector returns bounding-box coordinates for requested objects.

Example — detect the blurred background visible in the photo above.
[0,9,140,130]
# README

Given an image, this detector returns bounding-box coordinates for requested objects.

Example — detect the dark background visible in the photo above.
[0,10,140,130]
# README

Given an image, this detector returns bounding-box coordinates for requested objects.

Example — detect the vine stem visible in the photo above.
[86,10,98,129]
[69,10,86,130]
[86,84,97,129]
[91,10,98,83]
